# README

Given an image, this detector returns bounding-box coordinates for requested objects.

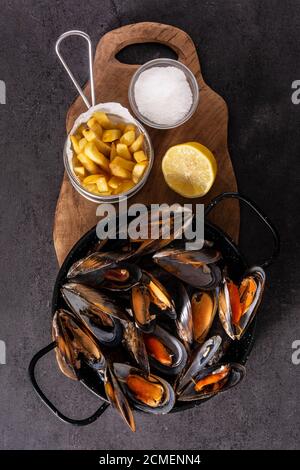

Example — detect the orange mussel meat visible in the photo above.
[228,277,258,326]
[104,268,130,282]
[143,335,173,366]
[194,365,230,393]
[126,375,164,407]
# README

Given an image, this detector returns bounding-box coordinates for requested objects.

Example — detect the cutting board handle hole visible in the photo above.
[116,42,178,64]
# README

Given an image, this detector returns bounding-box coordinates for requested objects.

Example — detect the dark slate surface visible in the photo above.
[0,0,299,450]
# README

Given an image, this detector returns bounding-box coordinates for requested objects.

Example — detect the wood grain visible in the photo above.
[53,22,239,266]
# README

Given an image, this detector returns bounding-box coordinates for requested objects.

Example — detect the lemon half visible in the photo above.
[162,142,217,198]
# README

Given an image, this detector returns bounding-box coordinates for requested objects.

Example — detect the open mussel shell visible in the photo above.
[219,267,266,340]
[100,263,142,291]
[52,309,106,377]
[191,289,218,344]
[174,282,193,347]
[143,325,187,376]
[176,335,222,394]
[67,251,135,286]
[55,348,77,381]
[61,283,129,346]
[67,251,119,283]
[131,283,156,333]
[78,361,108,402]
[122,321,150,374]
[127,205,194,258]
[237,267,265,338]
[177,362,246,402]
[153,247,222,289]
[104,365,136,432]
[113,363,175,414]
[130,271,176,332]
[143,271,176,319]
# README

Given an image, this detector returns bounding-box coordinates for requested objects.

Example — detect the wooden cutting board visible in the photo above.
[53,22,239,266]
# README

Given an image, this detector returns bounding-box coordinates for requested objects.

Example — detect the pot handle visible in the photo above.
[28,342,109,426]
[205,192,280,269]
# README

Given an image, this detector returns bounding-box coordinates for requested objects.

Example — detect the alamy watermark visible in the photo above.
[96,200,205,250]
[291,80,300,104]
[0,340,6,365]
[291,340,300,365]
[0,80,6,104]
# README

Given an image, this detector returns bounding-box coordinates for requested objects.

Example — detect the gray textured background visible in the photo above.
[0,0,299,450]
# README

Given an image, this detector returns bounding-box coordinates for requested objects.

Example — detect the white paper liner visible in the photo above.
[66,102,137,169]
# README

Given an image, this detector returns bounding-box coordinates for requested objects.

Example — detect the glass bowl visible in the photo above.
[64,113,154,204]
[128,58,199,130]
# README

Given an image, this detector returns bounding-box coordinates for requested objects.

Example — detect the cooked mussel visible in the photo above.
[52,309,106,374]
[104,365,136,432]
[67,251,137,287]
[113,363,175,414]
[67,252,118,282]
[143,325,187,376]
[127,205,193,258]
[61,282,129,346]
[191,290,218,344]
[218,267,266,340]
[122,321,150,374]
[143,271,176,319]
[176,335,222,394]
[153,247,222,289]
[131,283,156,332]
[131,272,175,332]
[177,362,245,401]
[52,309,107,399]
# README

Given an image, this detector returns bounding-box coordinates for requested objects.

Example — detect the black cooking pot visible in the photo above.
[28,192,279,426]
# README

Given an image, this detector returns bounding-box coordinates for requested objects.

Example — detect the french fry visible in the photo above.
[87,117,99,129]
[102,129,122,142]
[108,176,122,189]
[83,183,100,194]
[116,143,132,160]
[77,124,88,135]
[79,137,87,151]
[109,163,132,179]
[124,124,136,133]
[94,138,111,157]
[83,128,97,142]
[84,142,110,172]
[87,118,103,138]
[74,165,86,177]
[133,150,148,163]
[111,156,134,172]
[82,128,111,156]
[77,153,100,174]
[96,176,109,193]
[74,132,82,141]
[83,128,109,151]
[120,130,135,146]
[110,142,117,161]
[83,174,104,185]
[132,161,148,183]
[114,179,135,194]
[130,134,144,153]
[93,111,115,129]
[70,135,81,154]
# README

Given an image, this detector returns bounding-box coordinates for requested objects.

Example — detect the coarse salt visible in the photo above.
[133,66,193,126]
